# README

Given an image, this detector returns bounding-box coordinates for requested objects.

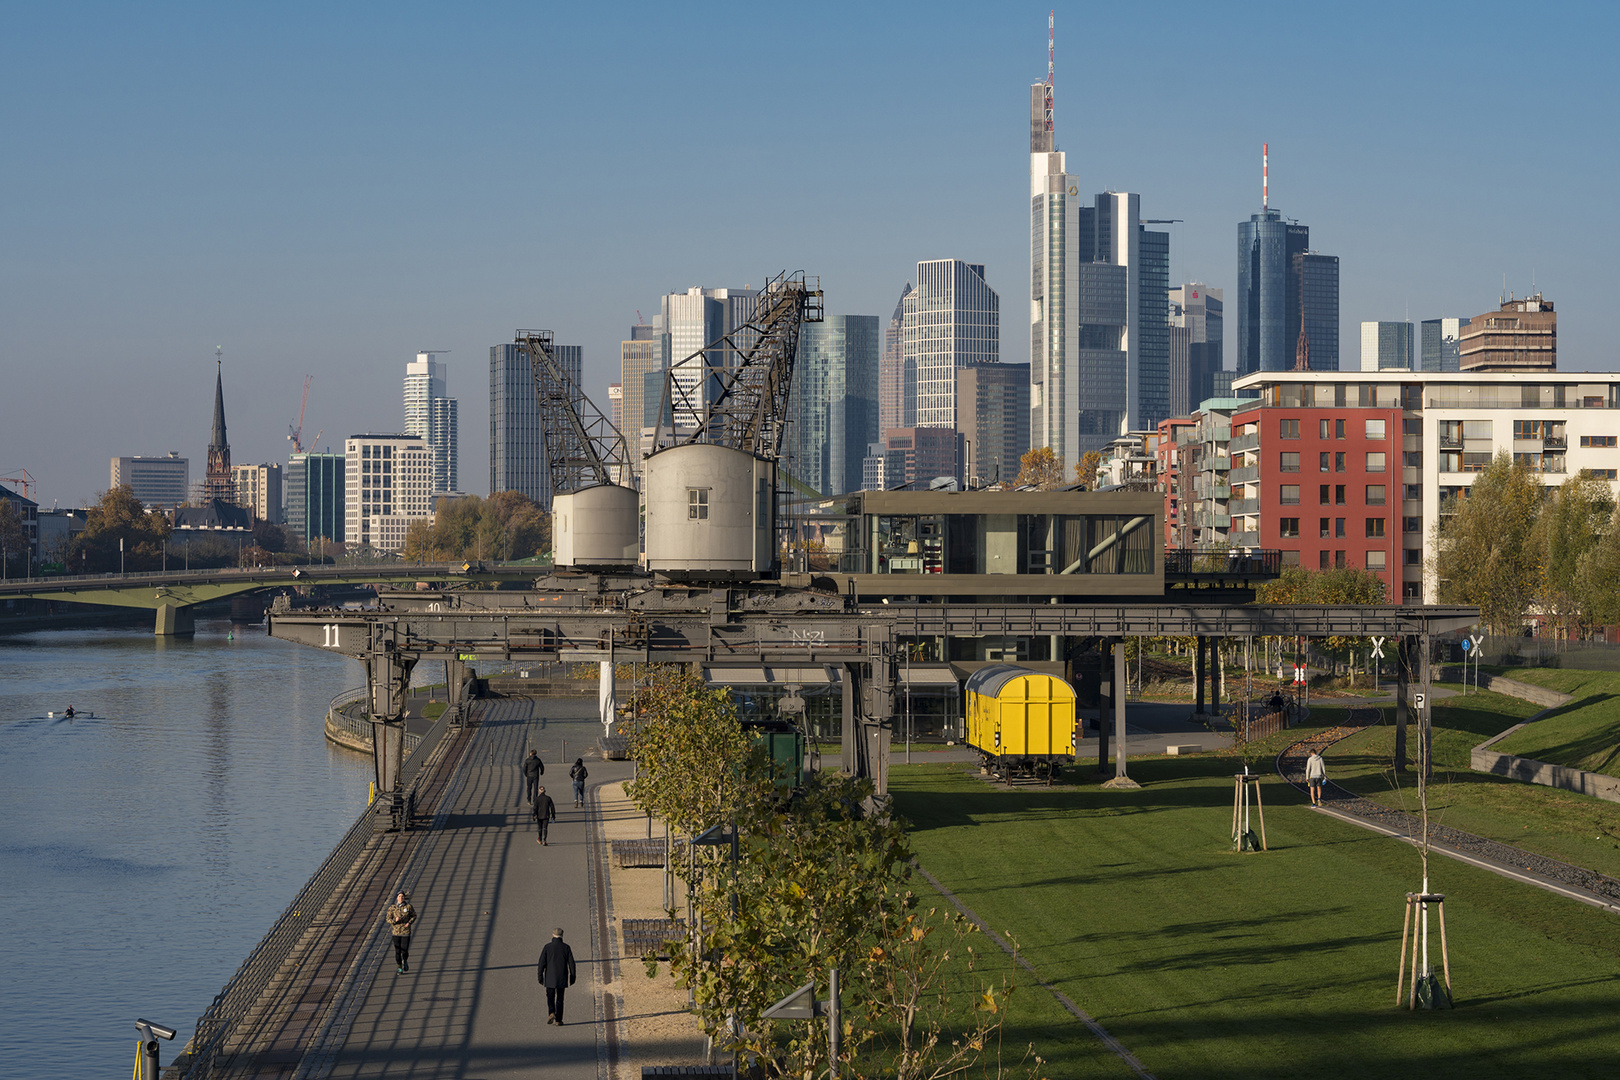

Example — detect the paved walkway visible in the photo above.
[313,697,631,1079]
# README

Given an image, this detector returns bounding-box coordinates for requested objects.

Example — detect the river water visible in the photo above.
[0,617,376,1077]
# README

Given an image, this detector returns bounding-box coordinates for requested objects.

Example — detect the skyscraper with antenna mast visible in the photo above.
[1237,145,1338,373]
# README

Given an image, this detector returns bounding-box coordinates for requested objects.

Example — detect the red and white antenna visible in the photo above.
[1263,142,1269,210]
[1044,11,1054,135]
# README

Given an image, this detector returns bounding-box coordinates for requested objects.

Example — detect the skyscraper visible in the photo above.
[1028,21,1170,460]
[1420,318,1466,372]
[1459,295,1555,372]
[1237,146,1329,374]
[1360,321,1415,371]
[618,323,660,475]
[405,353,458,495]
[956,363,1030,485]
[787,315,880,496]
[286,451,344,545]
[1169,285,1223,415]
[903,259,999,429]
[878,283,913,435]
[1295,253,1340,371]
[490,341,581,507]
[659,286,757,430]
[345,434,432,552]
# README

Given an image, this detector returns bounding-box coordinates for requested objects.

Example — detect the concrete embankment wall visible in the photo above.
[1461,671,1620,806]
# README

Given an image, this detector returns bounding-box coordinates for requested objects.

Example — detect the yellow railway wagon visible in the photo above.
[964,664,1077,783]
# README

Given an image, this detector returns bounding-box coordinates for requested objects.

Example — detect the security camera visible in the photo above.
[136,1018,177,1041]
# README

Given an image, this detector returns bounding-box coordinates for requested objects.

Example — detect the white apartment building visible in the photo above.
[1230,370,1620,602]
[345,434,432,552]
[231,463,283,524]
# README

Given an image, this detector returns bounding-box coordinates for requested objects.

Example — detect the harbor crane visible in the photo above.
[514,330,630,494]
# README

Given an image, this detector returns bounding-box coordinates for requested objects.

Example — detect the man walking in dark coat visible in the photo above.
[537,927,577,1025]
[531,785,556,845]
[522,749,545,803]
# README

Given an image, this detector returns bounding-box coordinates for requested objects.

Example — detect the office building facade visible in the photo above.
[618,324,659,477]
[405,353,458,496]
[1420,318,1466,372]
[787,315,880,497]
[110,454,189,510]
[1295,253,1340,371]
[1237,209,1309,374]
[902,260,999,430]
[230,463,283,524]
[1169,284,1224,415]
[956,363,1030,485]
[345,434,432,551]
[285,452,345,544]
[883,427,964,490]
[879,283,913,435]
[490,341,581,507]
[1459,295,1556,372]
[1360,321,1415,371]
[659,287,757,430]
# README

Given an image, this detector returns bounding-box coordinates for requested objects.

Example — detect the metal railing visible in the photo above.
[177,708,459,1078]
[1164,549,1283,579]
[326,687,424,755]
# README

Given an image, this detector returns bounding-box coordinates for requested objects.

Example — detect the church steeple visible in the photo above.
[204,348,234,502]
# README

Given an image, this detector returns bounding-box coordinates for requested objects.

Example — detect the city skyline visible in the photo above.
[5,3,1617,505]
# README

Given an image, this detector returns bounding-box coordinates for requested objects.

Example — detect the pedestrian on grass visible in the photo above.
[532,785,556,845]
[522,749,545,802]
[1305,748,1327,807]
[537,927,577,1025]
[386,891,417,974]
[569,757,588,808]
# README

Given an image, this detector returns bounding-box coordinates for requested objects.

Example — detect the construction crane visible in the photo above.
[288,375,313,454]
[0,468,34,499]
[652,270,822,461]
[514,330,629,494]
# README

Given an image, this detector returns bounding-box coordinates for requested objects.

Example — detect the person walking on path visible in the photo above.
[386,891,417,974]
[532,785,556,845]
[522,749,545,803]
[537,928,577,1025]
[1305,748,1327,807]
[569,757,588,808]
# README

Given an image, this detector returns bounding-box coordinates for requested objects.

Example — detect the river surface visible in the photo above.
[0,617,379,1076]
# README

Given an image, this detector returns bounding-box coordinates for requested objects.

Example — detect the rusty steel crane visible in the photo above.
[514,330,629,494]
[651,270,822,461]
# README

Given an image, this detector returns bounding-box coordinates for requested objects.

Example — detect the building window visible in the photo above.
[1439,420,1463,448]
[1335,517,1346,538]
[1319,484,1331,505]
[1336,550,1347,568]
[1405,547,1422,565]
[1319,517,1331,538]
[1581,435,1618,448]
[1593,469,1619,480]
[1280,419,1300,439]
[1335,452,1346,472]
[1335,485,1347,505]
[1320,419,1332,439]
[1335,419,1346,440]
[688,488,709,520]
[1403,581,1422,599]
[1404,451,1422,468]
[1439,451,1462,473]
[1406,484,1422,501]
[1366,419,1386,440]
[1367,485,1387,505]
[1320,550,1330,569]
[1280,452,1301,472]
[1280,518,1300,538]
[1367,550,1387,570]
[1280,485,1301,505]
[1404,516,1421,533]
[1367,518,1386,538]
[1282,549,1300,566]
[1404,418,1423,436]
[1319,452,1331,472]
[1367,452,1386,473]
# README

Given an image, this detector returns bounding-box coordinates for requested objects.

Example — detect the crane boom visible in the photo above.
[288,375,313,453]
[515,330,629,495]
[653,270,822,461]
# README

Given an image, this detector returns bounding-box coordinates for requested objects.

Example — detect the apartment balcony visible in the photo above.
[1228,431,1260,454]
[1201,454,1230,473]
[1230,531,1260,547]
[1204,513,1232,528]
[1543,435,1567,449]
[1228,465,1259,484]
[1229,498,1260,516]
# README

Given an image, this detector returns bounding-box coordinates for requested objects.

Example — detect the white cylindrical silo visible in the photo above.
[642,444,776,576]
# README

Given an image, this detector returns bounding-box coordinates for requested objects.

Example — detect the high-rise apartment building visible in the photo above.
[110,454,189,510]
[405,353,458,495]
[659,286,758,430]
[230,463,283,524]
[1360,321,1415,371]
[787,315,880,496]
[345,434,432,551]
[1169,285,1224,415]
[1420,318,1466,372]
[878,283,913,435]
[618,324,659,477]
[285,452,345,545]
[1459,294,1556,372]
[956,363,1030,485]
[489,342,581,507]
[902,260,999,429]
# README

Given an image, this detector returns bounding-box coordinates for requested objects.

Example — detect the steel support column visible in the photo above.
[366,627,417,830]
[1194,635,1206,714]
[1103,639,1140,788]
[1096,640,1112,774]
[1395,636,1410,770]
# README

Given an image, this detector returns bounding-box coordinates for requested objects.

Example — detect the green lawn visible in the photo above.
[890,758,1620,1080]
[1307,696,1620,880]
[1485,668,1620,776]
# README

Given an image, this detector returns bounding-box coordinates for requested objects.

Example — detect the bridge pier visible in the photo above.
[366,629,419,830]
[155,603,195,636]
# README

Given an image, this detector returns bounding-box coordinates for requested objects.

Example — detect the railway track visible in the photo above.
[1275,707,1620,908]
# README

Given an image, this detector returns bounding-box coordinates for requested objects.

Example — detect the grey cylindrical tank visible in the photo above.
[553,484,639,569]
[643,444,776,576]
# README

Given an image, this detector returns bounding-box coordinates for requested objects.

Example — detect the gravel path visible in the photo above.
[1275,708,1620,909]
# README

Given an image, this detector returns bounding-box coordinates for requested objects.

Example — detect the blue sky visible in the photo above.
[4,1,1616,507]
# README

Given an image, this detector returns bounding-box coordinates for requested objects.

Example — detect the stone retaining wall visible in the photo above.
[1438,667,1572,709]
[1464,674,1620,806]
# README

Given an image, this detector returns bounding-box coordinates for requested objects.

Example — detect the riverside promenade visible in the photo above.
[183,696,702,1080]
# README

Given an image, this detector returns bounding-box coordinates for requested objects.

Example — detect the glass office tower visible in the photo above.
[903,260,999,430]
[788,315,880,496]
[490,341,580,507]
[1237,210,1310,373]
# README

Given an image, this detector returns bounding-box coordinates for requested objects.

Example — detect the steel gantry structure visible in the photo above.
[267,579,1479,806]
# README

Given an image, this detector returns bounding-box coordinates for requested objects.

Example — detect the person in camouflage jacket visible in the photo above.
[386,891,417,974]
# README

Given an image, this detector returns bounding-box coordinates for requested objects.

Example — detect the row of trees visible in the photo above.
[1011,446,1102,491]
[1432,453,1620,637]
[626,668,1043,1079]
[399,491,549,563]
